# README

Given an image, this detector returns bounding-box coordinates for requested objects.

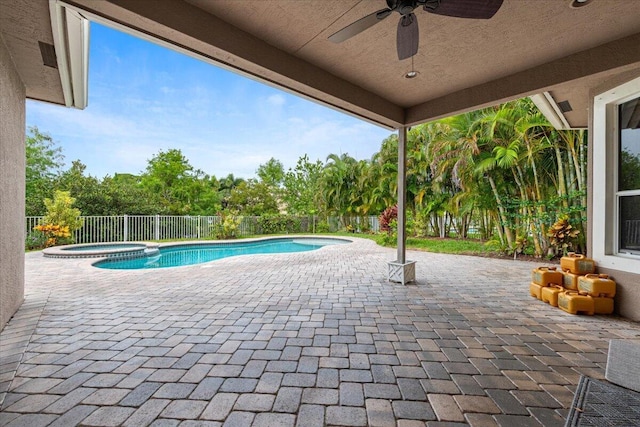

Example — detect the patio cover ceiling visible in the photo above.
[5,0,640,129]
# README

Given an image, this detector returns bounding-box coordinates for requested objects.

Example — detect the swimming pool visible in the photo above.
[94,237,350,270]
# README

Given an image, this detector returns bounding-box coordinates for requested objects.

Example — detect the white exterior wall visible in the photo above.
[590,72,640,321]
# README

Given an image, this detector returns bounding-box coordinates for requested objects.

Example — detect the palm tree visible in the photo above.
[319,153,359,227]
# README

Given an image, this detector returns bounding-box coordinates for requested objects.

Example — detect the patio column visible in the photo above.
[397,126,407,264]
[388,126,416,284]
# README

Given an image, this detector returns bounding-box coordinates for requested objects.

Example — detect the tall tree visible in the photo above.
[56,160,110,215]
[140,149,206,214]
[282,155,323,215]
[319,153,359,225]
[257,158,285,189]
[25,126,64,215]
[219,173,245,210]
[227,180,279,216]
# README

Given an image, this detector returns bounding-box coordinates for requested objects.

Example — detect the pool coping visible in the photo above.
[157,235,352,251]
[42,241,158,259]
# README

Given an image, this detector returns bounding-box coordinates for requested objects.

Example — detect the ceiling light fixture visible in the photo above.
[404,55,419,79]
[570,0,593,8]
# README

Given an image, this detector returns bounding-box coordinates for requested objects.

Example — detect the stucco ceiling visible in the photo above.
[4,0,640,129]
[188,0,639,106]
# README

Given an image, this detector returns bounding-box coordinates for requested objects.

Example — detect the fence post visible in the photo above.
[123,215,128,242]
[155,215,160,241]
[197,216,201,240]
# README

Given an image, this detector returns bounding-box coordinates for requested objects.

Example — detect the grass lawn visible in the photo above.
[335,232,496,256]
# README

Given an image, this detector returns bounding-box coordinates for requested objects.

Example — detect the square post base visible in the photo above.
[388,260,416,285]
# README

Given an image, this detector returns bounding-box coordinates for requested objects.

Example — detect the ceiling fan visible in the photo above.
[329,0,504,60]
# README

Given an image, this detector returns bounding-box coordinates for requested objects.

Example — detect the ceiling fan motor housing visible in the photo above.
[387,0,420,15]
[330,0,502,61]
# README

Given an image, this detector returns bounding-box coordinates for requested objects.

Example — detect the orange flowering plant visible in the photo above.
[29,190,83,249]
[33,224,71,248]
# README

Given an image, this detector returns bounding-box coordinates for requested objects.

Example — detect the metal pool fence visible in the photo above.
[25,215,380,244]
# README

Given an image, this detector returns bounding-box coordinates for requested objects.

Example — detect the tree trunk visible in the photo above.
[513,165,542,257]
[554,145,569,209]
[488,176,514,247]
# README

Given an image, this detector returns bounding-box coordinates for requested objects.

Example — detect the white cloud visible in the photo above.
[25,23,393,181]
[267,94,286,107]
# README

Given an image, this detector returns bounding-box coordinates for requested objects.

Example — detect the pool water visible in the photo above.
[94,238,348,270]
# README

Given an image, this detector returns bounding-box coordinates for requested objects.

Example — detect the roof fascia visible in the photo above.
[529,93,573,130]
[49,0,89,109]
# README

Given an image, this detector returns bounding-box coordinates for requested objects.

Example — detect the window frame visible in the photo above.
[592,76,640,272]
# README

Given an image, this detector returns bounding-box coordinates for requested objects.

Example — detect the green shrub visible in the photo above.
[359,217,371,233]
[380,219,398,246]
[484,235,507,253]
[25,230,47,250]
[412,210,430,237]
[258,215,302,234]
[210,211,243,239]
[42,190,83,234]
[315,221,330,233]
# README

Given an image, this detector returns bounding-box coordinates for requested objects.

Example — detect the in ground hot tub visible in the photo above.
[43,242,159,259]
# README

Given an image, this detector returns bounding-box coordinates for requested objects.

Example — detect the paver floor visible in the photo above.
[1,237,639,427]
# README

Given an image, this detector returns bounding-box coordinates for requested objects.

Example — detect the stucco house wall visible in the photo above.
[0,34,26,331]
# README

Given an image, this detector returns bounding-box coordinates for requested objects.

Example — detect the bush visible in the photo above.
[32,224,73,248]
[412,209,430,237]
[379,206,398,234]
[31,190,83,248]
[258,215,302,234]
[210,211,243,239]
[359,217,371,233]
[380,219,398,246]
[484,235,507,254]
[43,190,83,234]
[547,214,580,256]
[25,230,47,250]
[315,221,330,233]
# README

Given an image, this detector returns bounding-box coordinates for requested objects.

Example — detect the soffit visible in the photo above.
[548,64,640,129]
[0,0,65,105]
[58,0,640,128]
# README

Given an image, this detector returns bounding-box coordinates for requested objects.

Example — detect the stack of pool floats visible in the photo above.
[529,253,616,315]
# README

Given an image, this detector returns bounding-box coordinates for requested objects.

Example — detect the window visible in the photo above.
[592,76,640,273]
[618,97,640,254]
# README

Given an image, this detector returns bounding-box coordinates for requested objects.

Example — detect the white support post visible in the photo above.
[388,126,416,284]
[155,215,160,241]
[123,215,128,242]
[397,126,407,264]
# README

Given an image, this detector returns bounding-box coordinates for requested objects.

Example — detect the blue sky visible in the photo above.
[26,22,392,179]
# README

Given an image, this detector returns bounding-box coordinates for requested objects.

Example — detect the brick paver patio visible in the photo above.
[1,237,639,426]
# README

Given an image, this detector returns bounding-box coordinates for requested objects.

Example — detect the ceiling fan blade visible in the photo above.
[424,0,503,19]
[328,8,392,43]
[397,13,419,60]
